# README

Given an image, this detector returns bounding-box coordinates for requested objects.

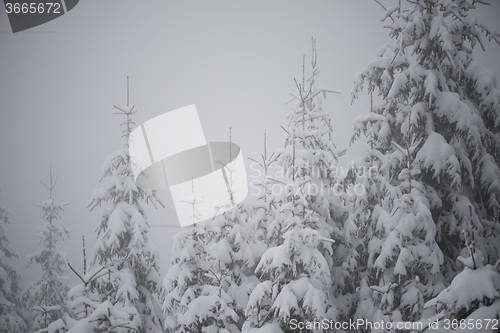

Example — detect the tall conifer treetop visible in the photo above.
[23,164,71,332]
[89,78,164,333]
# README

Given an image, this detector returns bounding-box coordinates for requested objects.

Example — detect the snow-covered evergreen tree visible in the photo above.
[352,0,500,273]
[0,195,26,333]
[163,130,259,333]
[350,0,500,328]
[88,89,164,333]
[247,130,279,251]
[162,223,244,333]
[22,165,71,332]
[64,265,141,333]
[244,41,345,332]
[348,119,444,328]
[342,94,394,325]
[49,237,140,333]
[238,130,280,332]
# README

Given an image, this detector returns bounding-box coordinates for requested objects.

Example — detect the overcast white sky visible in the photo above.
[1,0,499,286]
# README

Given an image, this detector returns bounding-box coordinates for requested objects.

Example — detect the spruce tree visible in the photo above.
[59,256,141,333]
[344,94,396,325]
[162,223,242,333]
[350,0,500,328]
[244,41,344,332]
[0,195,26,333]
[163,130,257,333]
[241,130,280,332]
[23,164,71,332]
[352,0,500,271]
[88,80,164,333]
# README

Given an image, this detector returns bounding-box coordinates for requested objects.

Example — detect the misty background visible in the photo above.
[0,0,499,287]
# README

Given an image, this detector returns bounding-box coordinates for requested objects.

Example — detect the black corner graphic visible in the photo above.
[64,0,77,12]
[4,0,79,33]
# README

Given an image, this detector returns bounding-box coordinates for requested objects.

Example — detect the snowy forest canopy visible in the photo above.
[1,1,500,332]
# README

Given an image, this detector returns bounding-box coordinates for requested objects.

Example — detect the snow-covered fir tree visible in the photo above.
[0,195,26,333]
[348,110,445,328]
[350,0,500,329]
[39,235,138,333]
[343,94,395,325]
[22,165,71,332]
[163,130,259,333]
[202,131,269,333]
[352,0,500,273]
[162,179,215,333]
[244,41,346,332]
[247,130,279,253]
[48,246,141,333]
[215,205,263,332]
[237,130,281,332]
[162,223,245,333]
[64,264,141,333]
[88,87,164,333]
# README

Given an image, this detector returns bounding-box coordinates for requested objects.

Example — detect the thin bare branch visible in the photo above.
[67,262,85,284]
[373,0,395,22]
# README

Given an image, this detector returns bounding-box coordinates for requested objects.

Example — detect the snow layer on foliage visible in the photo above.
[374,189,442,274]
[466,61,500,115]
[272,277,332,322]
[68,284,100,316]
[422,299,500,333]
[66,301,140,333]
[178,293,238,327]
[457,250,485,269]
[425,265,500,314]
[255,245,291,274]
[415,132,461,186]
[479,153,500,210]
[0,313,26,333]
[353,112,387,124]
[207,237,233,264]
[454,299,500,333]
[434,91,484,146]
[246,281,273,311]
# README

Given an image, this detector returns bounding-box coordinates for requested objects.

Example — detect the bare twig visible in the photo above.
[67,262,85,284]
[373,0,395,22]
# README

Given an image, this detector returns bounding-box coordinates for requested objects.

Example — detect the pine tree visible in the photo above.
[163,130,258,333]
[216,204,261,332]
[247,130,279,249]
[88,80,164,333]
[241,130,280,332]
[344,94,396,325]
[349,118,445,328]
[244,41,345,332]
[352,0,500,272]
[162,224,242,333]
[51,236,141,333]
[22,164,71,332]
[350,0,500,328]
[0,195,26,333]
[202,130,267,333]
